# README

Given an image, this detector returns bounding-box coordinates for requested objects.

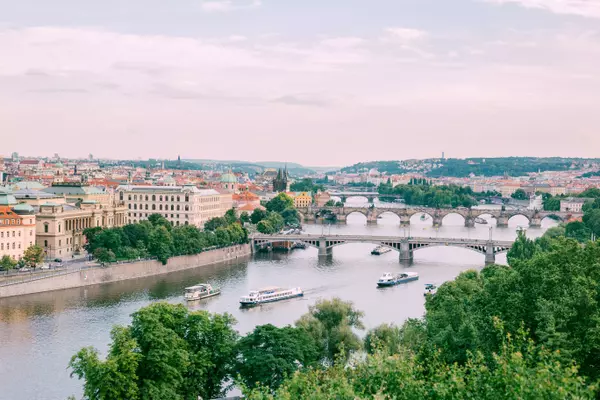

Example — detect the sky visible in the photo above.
[1,0,599,166]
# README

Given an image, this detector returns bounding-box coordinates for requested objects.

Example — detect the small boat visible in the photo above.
[424,283,438,296]
[420,214,429,221]
[474,217,488,224]
[371,246,392,255]
[240,286,303,307]
[377,271,419,287]
[292,241,306,249]
[184,284,221,301]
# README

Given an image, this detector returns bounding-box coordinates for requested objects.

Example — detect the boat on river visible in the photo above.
[371,246,392,255]
[239,286,303,307]
[184,284,221,301]
[424,283,438,296]
[420,214,429,221]
[474,217,488,224]
[377,272,419,287]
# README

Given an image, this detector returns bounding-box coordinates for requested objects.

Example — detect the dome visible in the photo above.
[12,203,35,215]
[0,188,18,206]
[220,172,237,184]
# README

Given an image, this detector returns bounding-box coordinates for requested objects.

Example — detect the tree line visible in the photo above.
[251,193,300,234]
[378,182,481,208]
[69,229,600,399]
[83,210,248,265]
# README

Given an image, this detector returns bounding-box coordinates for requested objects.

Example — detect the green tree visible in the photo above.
[582,208,600,237]
[257,220,274,234]
[544,196,561,211]
[511,188,528,200]
[69,303,238,400]
[364,323,402,355]
[235,324,319,390]
[265,193,294,213]
[240,212,250,224]
[506,231,540,264]
[0,255,17,272]
[565,221,592,242]
[148,226,173,264]
[94,248,116,263]
[204,217,228,232]
[251,208,267,224]
[224,208,238,225]
[148,213,172,230]
[280,208,299,226]
[324,200,336,207]
[295,298,364,363]
[22,244,44,268]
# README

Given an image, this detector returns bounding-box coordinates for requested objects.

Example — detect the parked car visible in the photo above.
[54,258,63,263]
[19,267,31,272]
[40,264,50,270]
[54,262,64,268]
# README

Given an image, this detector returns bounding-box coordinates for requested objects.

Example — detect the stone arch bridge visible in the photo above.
[252,234,513,265]
[297,206,577,228]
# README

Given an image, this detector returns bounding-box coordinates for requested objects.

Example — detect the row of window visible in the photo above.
[123,194,190,202]
[129,204,190,211]
[0,230,27,238]
[128,213,181,219]
[129,219,188,226]
[0,242,21,250]
[0,219,20,225]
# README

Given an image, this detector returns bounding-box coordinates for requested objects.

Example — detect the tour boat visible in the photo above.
[184,284,221,301]
[424,283,438,296]
[240,286,303,307]
[420,214,429,221]
[377,271,419,287]
[474,217,488,224]
[371,246,392,255]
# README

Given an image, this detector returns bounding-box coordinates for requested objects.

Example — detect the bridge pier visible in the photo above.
[432,216,443,228]
[400,215,411,227]
[496,216,509,228]
[336,214,347,224]
[318,239,332,257]
[464,217,475,228]
[529,217,542,228]
[485,244,496,265]
[399,241,413,264]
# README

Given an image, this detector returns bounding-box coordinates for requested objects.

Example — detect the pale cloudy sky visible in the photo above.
[1,0,599,166]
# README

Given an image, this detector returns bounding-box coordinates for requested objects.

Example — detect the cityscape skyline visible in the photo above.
[2,0,599,164]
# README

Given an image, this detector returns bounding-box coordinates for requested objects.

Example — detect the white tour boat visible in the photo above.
[239,286,303,307]
[371,246,392,255]
[377,271,419,287]
[184,284,221,301]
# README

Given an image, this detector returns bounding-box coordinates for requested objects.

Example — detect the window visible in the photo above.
[120,192,124,201]
[159,195,163,201]
[145,195,148,201]
[0,244,3,250]
[59,240,61,246]
[152,204,156,210]
[171,196,174,202]
[176,205,180,211]
[185,194,189,202]
[185,205,189,211]
[177,196,180,202]
[145,204,148,210]
[134,195,137,201]
[134,204,137,210]
[128,204,131,209]
[12,243,15,249]
[171,205,174,211]
[152,195,156,201]
[30,230,33,236]
[128,194,131,201]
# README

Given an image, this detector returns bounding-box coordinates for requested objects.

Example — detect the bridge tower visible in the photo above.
[529,213,542,228]
[496,214,509,228]
[464,211,475,228]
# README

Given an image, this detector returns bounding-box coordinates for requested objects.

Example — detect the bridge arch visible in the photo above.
[344,210,369,219]
[541,214,564,223]
[374,210,402,221]
[410,211,434,225]
[507,213,532,224]
[441,212,467,225]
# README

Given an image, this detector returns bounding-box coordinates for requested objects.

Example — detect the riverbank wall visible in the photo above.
[0,244,251,298]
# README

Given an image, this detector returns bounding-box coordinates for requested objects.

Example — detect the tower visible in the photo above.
[272,167,289,192]
[177,155,181,168]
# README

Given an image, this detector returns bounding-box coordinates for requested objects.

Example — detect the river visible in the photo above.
[0,207,557,400]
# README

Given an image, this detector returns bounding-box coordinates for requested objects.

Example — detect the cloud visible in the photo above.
[272,94,330,107]
[200,0,262,13]
[383,28,427,44]
[483,0,600,18]
[320,37,366,49]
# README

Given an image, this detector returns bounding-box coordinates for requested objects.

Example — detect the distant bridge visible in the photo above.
[252,234,514,265]
[297,206,578,228]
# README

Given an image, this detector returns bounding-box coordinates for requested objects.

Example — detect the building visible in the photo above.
[0,189,36,260]
[272,167,289,192]
[116,185,232,228]
[528,194,543,211]
[42,182,112,205]
[12,187,128,259]
[292,192,312,208]
[220,170,238,192]
[560,197,592,213]
[314,191,331,207]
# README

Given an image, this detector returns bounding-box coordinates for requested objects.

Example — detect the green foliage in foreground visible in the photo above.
[69,303,238,400]
[246,329,596,399]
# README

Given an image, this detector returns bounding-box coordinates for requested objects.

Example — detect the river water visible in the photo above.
[0,206,556,400]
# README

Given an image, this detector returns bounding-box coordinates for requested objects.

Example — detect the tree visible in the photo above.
[364,323,402,355]
[148,213,172,230]
[204,217,228,232]
[69,303,238,400]
[251,208,267,224]
[507,231,540,264]
[22,245,44,268]
[511,188,528,200]
[224,208,238,225]
[280,208,299,226]
[148,226,173,264]
[0,255,17,272]
[265,193,294,213]
[565,221,592,242]
[324,200,336,207]
[257,220,274,234]
[94,248,116,263]
[240,212,250,224]
[544,196,561,211]
[582,208,600,237]
[295,298,364,363]
[235,324,319,390]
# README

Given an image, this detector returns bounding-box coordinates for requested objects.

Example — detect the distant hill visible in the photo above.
[342,157,600,178]
[184,159,337,176]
